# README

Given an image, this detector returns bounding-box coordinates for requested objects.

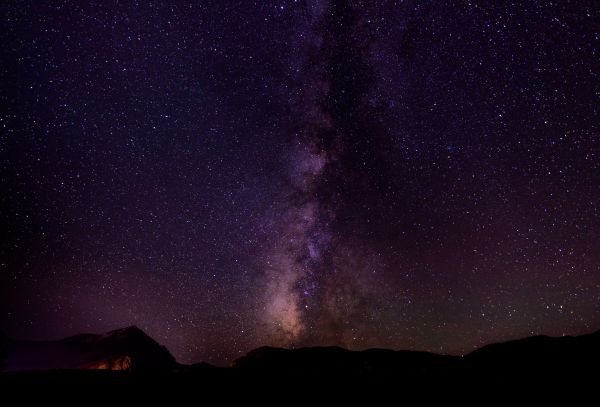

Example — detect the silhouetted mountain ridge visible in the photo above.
[465,329,600,374]
[5,325,176,372]
[232,330,600,379]
[233,345,459,376]
[4,327,600,380]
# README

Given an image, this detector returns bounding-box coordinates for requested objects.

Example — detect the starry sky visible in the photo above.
[1,0,599,366]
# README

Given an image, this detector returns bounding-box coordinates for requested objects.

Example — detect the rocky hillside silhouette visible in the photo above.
[5,326,176,372]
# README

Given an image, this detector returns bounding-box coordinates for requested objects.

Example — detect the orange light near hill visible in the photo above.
[85,356,132,371]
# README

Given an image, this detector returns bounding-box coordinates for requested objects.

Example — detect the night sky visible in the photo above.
[2,1,599,366]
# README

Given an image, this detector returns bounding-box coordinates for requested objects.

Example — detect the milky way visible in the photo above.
[261,1,392,346]
[1,1,600,365]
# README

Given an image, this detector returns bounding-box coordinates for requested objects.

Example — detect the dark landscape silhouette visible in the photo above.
[2,326,599,397]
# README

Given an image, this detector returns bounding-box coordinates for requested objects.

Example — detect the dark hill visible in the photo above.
[232,331,600,382]
[233,345,460,377]
[464,329,600,377]
[5,326,176,372]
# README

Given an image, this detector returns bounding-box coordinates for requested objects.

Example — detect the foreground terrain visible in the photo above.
[1,327,599,398]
